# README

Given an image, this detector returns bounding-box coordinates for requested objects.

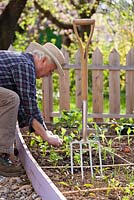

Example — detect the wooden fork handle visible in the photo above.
[73,19,95,25]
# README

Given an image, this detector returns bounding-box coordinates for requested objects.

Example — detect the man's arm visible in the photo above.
[32,118,63,146]
[12,59,62,147]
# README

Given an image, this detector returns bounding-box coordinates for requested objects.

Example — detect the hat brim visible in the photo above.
[26,42,64,76]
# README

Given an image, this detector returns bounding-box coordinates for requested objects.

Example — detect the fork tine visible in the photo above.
[70,140,103,180]
[70,142,74,177]
[80,141,84,181]
[88,141,94,177]
[97,141,103,176]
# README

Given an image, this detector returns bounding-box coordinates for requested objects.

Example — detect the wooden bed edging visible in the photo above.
[16,128,67,200]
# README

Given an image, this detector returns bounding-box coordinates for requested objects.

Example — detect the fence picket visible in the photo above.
[42,76,53,122]
[92,48,103,122]
[59,48,70,111]
[109,49,120,116]
[126,48,134,114]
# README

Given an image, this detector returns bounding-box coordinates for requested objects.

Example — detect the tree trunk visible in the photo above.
[0,0,27,50]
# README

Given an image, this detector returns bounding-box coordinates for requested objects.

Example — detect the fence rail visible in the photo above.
[42,47,134,123]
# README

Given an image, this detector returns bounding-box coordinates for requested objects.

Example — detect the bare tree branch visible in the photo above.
[34,1,73,30]
[34,0,100,45]
[90,0,101,15]
[70,0,80,9]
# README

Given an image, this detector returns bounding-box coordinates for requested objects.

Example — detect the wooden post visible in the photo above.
[92,48,103,122]
[59,48,70,111]
[109,49,120,118]
[42,76,53,122]
[126,48,134,114]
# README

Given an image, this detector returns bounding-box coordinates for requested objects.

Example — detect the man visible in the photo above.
[0,42,65,177]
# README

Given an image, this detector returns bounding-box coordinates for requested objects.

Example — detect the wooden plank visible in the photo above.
[16,128,67,200]
[126,48,134,114]
[109,49,120,116]
[88,113,134,119]
[42,76,53,122]
[92,48,103,122]
[75,49,82,109]
[59,48,70,110]
[59,70,70,110]
[50,112,134,119]
[64,64,134,70]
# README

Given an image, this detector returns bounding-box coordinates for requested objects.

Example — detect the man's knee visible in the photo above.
[0,87,20,107]
[9,90,20,107]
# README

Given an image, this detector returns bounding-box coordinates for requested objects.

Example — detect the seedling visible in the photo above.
[49,148,62,166]
[126,127,132,146]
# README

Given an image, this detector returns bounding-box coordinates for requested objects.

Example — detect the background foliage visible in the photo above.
[1,0,133,62]
[0,0,134,112]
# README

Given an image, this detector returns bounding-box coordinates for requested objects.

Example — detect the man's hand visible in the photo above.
[32,118,63,147]
[45,130,63,147]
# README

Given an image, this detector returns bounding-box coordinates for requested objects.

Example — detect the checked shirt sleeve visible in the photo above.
[12,62,44,130]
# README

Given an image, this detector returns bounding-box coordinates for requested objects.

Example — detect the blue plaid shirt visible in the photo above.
[0,50,45,130]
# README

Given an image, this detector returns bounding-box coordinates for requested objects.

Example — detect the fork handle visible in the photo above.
[73,19,95,25]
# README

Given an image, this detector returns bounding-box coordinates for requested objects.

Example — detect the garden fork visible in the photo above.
[70,19,103,180]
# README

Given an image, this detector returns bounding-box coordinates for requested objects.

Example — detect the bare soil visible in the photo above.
[23,124,134,200]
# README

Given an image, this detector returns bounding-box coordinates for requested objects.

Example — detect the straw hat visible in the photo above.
[26,42,65,76]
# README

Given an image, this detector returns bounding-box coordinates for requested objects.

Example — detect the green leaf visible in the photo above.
[58,181,69,187]
[83,183,94,188]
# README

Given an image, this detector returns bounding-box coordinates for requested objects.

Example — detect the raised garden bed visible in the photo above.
[17,123,134,200]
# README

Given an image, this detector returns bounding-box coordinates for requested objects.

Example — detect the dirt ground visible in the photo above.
[23,124,134,200]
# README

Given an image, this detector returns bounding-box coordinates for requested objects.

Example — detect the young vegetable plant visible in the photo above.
[126,127,132,146]
[55,109,82,131]
[49,148,63,166]
[54,110,82,156]
[74,152,81,165]
[114,125,123,142]
[30,134,49,156]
